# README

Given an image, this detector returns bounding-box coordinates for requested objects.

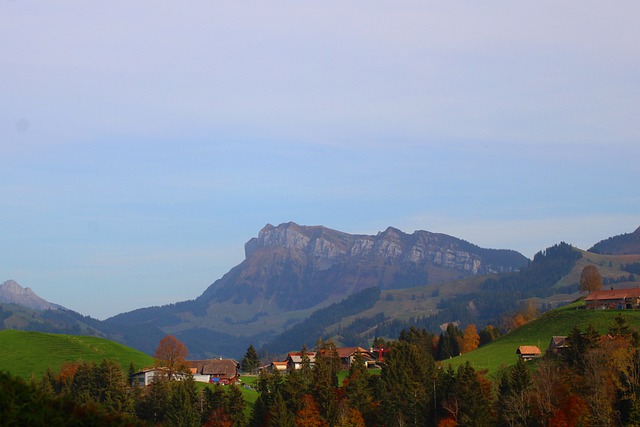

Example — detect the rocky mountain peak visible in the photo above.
[245,222,350,259]
[1,279,32,295]
[0,280,63,311]
[208,223,530,311]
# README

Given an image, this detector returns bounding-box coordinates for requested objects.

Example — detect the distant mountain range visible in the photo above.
[3,223,639,359]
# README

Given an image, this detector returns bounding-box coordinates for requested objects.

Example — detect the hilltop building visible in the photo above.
[584,288,640,310]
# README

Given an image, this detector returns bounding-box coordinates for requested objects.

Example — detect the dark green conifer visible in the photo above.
[241,344,261,374]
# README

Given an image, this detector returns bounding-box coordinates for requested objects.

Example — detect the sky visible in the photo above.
[2,1,639,320]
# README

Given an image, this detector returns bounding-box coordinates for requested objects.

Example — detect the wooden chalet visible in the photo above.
[584,288,640,310]
[546,336,568,356]
[516,345,541,361]
[186,359,239,384]
[268,361,288,373]
[335,346,377,369]
[285,351,316,371]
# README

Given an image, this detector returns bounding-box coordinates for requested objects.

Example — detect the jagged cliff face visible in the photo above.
[202,222,528,310]
[246,223,515,273]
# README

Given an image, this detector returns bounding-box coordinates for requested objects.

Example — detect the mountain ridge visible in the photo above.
[589,226,640,255]
[199,222,529,310]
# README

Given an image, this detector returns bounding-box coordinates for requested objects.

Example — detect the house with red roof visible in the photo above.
[584,288,640,310]
[335,346,377,369]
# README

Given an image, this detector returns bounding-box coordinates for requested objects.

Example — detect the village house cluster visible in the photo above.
[130,358,241,387]
[130,346,387,387]
[265,346,384,374]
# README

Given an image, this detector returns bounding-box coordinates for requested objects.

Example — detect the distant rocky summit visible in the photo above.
[200,222,529,310]
[0,280,64,311]
[102,222,529,357]
[589,226,640,255]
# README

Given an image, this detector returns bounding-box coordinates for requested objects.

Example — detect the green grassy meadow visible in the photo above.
[0,330,154,379]
[443,302,640,376]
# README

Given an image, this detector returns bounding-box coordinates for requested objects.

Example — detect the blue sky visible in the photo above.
[2,1,638,319]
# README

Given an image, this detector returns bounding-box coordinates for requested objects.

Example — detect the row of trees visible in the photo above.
[248,338,494,426]
[381,322,500,362]
[246,314,640,426]
[34,357,246,426]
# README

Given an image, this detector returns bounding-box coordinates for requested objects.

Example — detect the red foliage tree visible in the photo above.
[295,394,327,427]
[204,408,233,427]
[438,418,458,427]
[153,335,188,380]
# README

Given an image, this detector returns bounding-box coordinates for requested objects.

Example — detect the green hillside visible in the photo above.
[444,302,640,376]
[0,330,154,379]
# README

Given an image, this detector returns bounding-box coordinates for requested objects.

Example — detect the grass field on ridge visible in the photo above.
[0,330,154,379]
[443,301,640,376]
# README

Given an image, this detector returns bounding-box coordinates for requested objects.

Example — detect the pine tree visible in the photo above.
[565,325,588,370]
[267,392,294,427]
[166,379,200,427]
[344,351,372,420]
[227,384,246,427]
[437,323,462,360]
[299,344,313,387]
[282,369,308,415]
[313,339,341,425]
[380,340,435,426]
[497,358,533,426]
[203,384,228,424]
[135,375,170,424]
[454,362,494,426]
[241,345,260,374]
[96,358,133,414]
[249,394,269,427]
[609,313,632,338]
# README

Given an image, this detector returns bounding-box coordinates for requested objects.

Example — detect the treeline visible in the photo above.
[0,370,145,426]
[250,314,640,426]
[481,242,582,297]
[622,262,640,275]
[250,335,494,426]
[8,358,247,426]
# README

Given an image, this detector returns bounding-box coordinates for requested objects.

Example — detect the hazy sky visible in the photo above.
[2,1,639,319]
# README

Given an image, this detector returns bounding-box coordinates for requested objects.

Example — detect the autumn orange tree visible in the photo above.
[461,324,480,354]
[154,335,189,380]
[295,394,327,427]
[580,265,603,293]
